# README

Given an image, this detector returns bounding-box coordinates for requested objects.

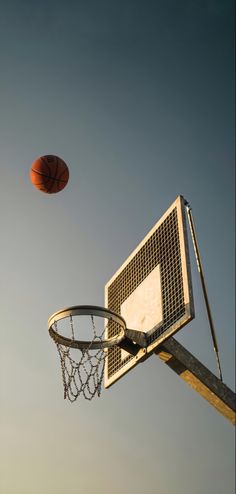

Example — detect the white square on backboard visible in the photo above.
[121,264,162,332]
[120,265,163,359]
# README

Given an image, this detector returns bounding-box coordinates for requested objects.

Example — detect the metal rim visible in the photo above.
[48,305,126,350]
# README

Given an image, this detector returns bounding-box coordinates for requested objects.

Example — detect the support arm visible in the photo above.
[155,337,235,425]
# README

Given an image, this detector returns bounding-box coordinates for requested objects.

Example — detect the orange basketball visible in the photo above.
[30,155,69,193]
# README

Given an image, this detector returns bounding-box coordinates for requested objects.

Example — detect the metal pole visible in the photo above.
[155,337,235,424]
[184,200,223,382]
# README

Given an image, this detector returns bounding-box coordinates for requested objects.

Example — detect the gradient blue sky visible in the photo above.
[0,1,235,493]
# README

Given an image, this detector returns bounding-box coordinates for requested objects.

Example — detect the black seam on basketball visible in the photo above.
[48,178,56,192]
[58,168,69,181]
[31,171,52,184]
[34,181,51,186]
[31,169,67,183]
[47,159,59,193]
[56,161,63,192]
[54,158,59,182]
[40,156,53,176]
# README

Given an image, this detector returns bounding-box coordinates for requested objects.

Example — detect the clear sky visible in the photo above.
[0,1,235,493]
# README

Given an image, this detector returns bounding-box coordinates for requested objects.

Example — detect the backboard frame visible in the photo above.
[104,195,194,388]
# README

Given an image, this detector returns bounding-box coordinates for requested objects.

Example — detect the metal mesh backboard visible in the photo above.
[104,196,194,388]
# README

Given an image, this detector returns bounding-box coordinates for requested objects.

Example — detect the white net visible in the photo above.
[54,316,106,402]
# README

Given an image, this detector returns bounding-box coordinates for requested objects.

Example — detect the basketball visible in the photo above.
[30,155,69,194]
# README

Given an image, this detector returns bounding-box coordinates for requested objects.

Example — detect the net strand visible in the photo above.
[54,317,107,402]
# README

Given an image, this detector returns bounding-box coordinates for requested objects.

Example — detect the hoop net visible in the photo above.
[54,316,107,401]
[48,306,126,402]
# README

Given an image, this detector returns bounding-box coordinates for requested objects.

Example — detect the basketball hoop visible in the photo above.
[48,306,126,402]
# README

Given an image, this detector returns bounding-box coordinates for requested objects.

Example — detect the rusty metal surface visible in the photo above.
[156,337,235,425]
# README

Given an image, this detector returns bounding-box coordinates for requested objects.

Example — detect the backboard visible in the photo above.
[104,195,194,388]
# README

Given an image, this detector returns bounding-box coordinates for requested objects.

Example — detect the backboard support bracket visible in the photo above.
[117,329,148,357]
[117,337,142,356]
[125,328,148,347]
[184,199,223,382]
